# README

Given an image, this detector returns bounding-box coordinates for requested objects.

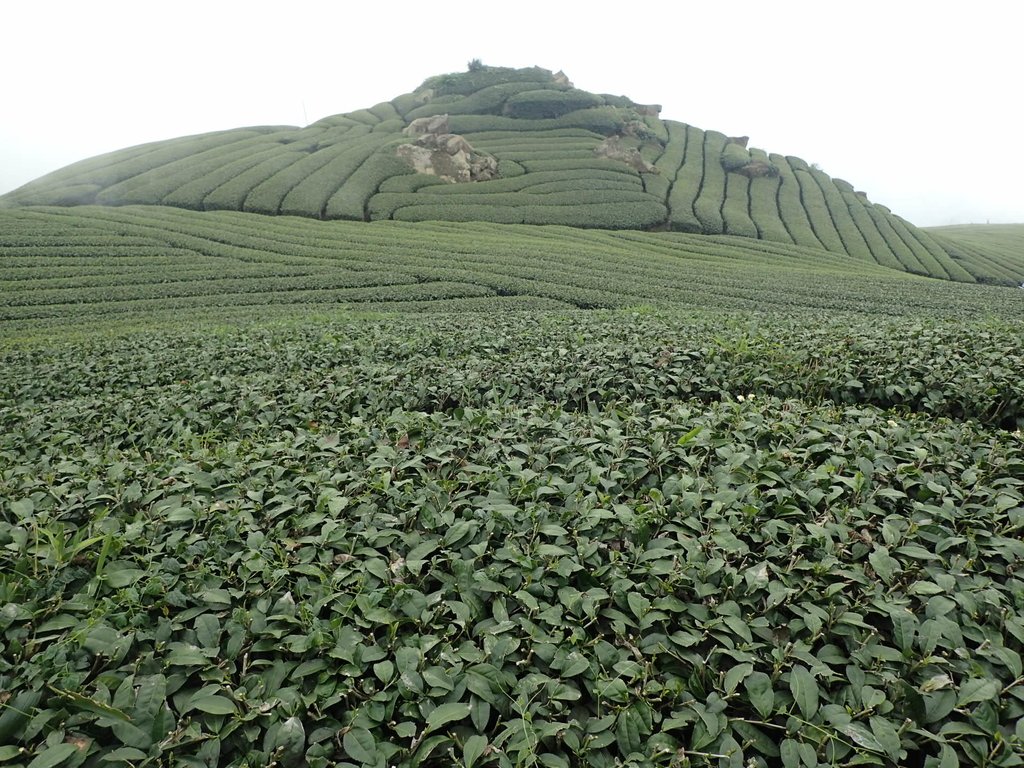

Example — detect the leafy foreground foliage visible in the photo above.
[2,311,1024,768]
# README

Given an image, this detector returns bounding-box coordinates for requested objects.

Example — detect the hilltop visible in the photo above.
[3,64,1020,285]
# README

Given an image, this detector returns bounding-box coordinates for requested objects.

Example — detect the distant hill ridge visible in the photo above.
[0,64,1007,283]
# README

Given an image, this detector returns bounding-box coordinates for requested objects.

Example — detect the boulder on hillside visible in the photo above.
[727,136,750,148]
[553,70,573,87]
[397,114,498,182]
[594,136,658,174]
[735,161,779,178]
[404,114,450,137]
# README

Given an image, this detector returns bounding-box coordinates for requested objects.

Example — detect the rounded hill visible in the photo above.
[0,64,1009,284]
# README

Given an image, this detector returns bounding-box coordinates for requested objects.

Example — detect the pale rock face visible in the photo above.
[397,114,498,183]
[404,114,450,137]
[594,137,659,174]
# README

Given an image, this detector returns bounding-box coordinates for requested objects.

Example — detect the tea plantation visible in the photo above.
[2,65,1024,768]
[0,65,1015,286]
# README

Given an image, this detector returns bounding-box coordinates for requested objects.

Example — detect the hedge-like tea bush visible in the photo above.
[404,81,557,121]
[771,154,824,250]
[721,143,752,172]
[161,146,292,210]
[745,149,792,244]
[865,204,931,275]
[693,131,728,234]
[324,151,416,221]
[838,190,904,270]
[503,89,607,119]
[721,174,759,238]
[449,107,628,137]
[667,125,704,233]
[279,135,394,218]
[792,168,847,254]
[807,167,875,262]
[422,65,560,96]
[202,153,305,212]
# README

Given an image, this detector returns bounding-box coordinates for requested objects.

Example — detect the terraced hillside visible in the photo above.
[4,205,1024,340]
[3,65,1012,284]
[925,224,1024,285]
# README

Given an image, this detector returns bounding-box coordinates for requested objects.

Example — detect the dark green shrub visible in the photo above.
[448,107,626,137]
[864,203,929,274]
[668,125,704,233]
[721,143,752,172]
[389,92,421,118]
[20,130,262,204]
[887,214,953,278]
[404,81,554,121]
[693,130,727,233]
[839,189,903,269]
[420,66,557,97]
[279,136,393,218]
[503,89,606,119]
[377,174,448,193]
[389,202,525,224]
[786,155,811,172]
[163,147,286,209]
[324,150,410,221]
[520,200,667,229]
[806,167,875,261]
[345,108,382,126]
[372,119,405,134]
[497,159,525,177]
[771,154,824,249]
[90,131,268,206]
[913,229,975,282]
[792,169,846,254]
[418,169,637,195]
[643,173,670,201]
[653,122,687,178]
[721,174,758,238]
[369,101,402,122]
[202,154,302,211]
[744,148,792,244]
[642,115,669,143]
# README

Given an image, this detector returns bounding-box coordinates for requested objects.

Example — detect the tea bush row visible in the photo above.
[1,311,1023,766]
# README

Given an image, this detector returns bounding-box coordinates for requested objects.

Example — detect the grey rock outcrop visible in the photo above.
[397,114,498,183]
[594,136,658,174]
[404,114,450,137]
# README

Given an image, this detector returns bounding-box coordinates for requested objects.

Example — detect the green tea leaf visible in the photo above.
[868,546,897,584]
[188,694,236,715]
[343,727,376,764]
[424,702,471,734]
[463,734,487,768]
[744,672,774,719]
[869,715,902,760]
[789,665,818,719]
[26,743,78,768]
[779,738,801,768]
[957,677,999,706]
[723,663,753,694]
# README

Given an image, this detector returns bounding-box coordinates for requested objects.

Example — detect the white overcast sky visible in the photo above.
[1,0,1020,226]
